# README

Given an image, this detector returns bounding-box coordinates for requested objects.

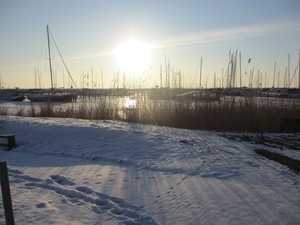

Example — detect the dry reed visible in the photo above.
[6,96,300,132]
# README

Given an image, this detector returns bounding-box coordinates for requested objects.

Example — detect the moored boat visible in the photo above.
[10,94,25,101]
[177,91,220,101]
[27,93,76,102]
[28,25,77,102]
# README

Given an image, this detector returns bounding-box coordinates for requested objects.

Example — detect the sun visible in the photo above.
[114,39,151,72]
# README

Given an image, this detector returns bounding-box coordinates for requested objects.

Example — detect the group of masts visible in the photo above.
[75,49,300,90]
[204,49,300,90]
[81,68,104,89]
[37,25,300,90]
[272,53,300,89]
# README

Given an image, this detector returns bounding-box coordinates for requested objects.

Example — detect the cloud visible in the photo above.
[68,51,113,61]
[154,20,300,49]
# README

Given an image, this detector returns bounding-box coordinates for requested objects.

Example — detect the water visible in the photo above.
[0,95,137,116]
[1,95,300,117]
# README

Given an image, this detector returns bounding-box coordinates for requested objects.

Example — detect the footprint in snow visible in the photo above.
[245,161,260,168]
[110,196,124,204]
[9,169,43,183]
[76,186,94,194]
[8,170,158,224]
[51,175,76,186]
[36,202,46,208]
[8,169,23,175]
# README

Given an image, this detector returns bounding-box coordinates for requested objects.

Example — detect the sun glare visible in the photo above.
[114,39,151,72]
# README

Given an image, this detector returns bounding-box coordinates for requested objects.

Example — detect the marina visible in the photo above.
[1,86,299,102]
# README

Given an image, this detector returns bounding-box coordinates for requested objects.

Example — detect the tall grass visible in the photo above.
[7,97,300,132]
[128,97,300,132]
[0,105,8,115]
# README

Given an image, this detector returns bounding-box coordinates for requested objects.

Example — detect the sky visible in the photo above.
[1,0,300,89]
[0,115,299,224]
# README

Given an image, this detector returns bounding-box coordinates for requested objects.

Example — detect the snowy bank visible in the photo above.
[0,116,299,224]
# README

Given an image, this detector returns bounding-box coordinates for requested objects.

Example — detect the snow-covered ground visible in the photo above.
[0,115,299,225]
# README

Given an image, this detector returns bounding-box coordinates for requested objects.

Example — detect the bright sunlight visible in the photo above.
[114,39,151,72]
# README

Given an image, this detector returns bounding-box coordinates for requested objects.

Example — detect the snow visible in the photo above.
[0,115,299,225]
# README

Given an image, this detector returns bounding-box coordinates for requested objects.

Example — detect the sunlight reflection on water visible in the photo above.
[0,96,139,115]
[123,97,137,108]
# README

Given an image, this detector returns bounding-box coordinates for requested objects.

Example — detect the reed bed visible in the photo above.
[4,97,300,132]
[0,105,9,115]
[124,97,300,132]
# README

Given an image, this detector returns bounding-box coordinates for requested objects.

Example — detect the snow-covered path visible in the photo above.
[0,116,299,224]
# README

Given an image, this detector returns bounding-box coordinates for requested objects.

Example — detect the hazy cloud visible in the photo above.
[155,20,300,49]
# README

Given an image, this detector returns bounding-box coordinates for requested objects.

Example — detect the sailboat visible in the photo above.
[10,93,26,101]
[27,25,77,102]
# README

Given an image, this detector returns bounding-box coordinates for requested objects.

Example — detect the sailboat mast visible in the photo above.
[239,52,242,88]
[160,65,162,90]
[288,54,290,88]
[273,61,276,88]
[299,49,300,88]
[47,25,54,92]
[199,57,202,89]
[164,53,167,88]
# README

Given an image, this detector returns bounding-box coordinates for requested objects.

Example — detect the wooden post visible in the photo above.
[7,135,16,151]
[0,161,15,225]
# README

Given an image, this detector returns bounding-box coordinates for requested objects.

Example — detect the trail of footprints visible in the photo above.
[8,169,157,225]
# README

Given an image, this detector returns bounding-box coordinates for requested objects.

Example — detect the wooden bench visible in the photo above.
[0,135,16,151]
